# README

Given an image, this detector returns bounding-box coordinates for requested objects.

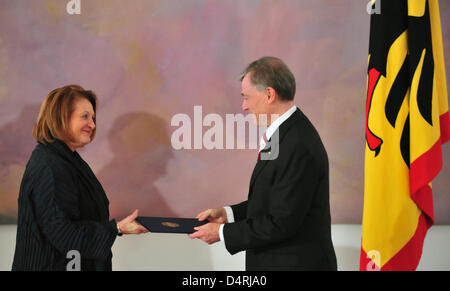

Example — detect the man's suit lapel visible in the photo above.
[249,147,271,187]
[249,108,302,189]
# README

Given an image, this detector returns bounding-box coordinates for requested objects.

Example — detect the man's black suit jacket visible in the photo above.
[223,108,337,270]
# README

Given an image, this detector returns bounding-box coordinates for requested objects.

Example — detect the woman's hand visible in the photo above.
[117,209,148,235]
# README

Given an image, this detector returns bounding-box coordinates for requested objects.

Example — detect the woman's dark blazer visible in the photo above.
[12,139,118,271]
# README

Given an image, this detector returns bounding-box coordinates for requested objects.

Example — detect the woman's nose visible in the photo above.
[89,118,96,129]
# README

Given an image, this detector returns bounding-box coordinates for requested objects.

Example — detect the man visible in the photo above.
[189,57,337,271]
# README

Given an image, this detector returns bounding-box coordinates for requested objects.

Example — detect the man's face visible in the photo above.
[241,73,268,126]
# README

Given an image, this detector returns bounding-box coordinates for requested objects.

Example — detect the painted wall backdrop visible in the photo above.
[0,0,449,224]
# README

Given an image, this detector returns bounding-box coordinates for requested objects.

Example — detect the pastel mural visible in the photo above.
[0,0,449,224]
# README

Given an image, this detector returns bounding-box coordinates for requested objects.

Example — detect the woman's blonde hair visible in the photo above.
[33,84,97,144]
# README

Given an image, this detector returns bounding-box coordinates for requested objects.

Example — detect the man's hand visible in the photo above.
[188,222,221,245]
[117,209,148,235]
[195,207,228,224]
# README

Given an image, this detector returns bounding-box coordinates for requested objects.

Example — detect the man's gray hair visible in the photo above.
[240,56,296,101]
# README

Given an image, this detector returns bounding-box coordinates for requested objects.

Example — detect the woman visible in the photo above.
[12,85,148,271]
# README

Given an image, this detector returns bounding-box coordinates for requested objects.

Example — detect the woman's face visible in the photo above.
[66,97,96,151]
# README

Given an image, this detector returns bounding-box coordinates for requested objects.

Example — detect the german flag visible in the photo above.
[361,0,450,271]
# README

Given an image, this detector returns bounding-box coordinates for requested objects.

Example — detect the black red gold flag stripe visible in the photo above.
[361,0,450,271]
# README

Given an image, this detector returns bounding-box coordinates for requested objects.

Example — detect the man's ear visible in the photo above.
[265,87,277,104]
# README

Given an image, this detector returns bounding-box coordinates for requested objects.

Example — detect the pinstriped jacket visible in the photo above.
[12,139,118,271]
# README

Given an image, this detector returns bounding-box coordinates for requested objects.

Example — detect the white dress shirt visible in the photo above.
[219,105,297,243]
